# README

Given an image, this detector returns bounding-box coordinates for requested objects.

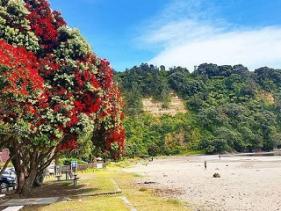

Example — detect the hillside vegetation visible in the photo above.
[115,63,281,156]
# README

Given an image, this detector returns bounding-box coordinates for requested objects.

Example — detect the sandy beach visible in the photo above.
[125,155,281,211]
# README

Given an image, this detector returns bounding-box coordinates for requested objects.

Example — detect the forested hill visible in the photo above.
[115,63,281,157]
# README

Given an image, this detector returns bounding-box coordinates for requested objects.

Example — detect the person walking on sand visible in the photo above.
[204,160,207,170]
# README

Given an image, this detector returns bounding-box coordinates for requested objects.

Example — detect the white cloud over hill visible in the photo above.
[140,0,281,71]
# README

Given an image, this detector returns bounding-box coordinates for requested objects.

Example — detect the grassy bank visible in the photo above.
[22,164,189,211]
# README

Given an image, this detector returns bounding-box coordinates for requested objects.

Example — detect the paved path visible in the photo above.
[120,196,137,211]
[112,179,137,211]
[2,206,23,211]
[1,197,60,207]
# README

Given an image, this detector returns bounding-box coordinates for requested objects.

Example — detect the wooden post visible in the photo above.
[73,175,78,187]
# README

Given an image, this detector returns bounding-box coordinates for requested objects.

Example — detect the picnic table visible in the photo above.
[54,165,80,187]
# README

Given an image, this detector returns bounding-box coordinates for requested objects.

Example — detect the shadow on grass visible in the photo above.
[5,181,101,199]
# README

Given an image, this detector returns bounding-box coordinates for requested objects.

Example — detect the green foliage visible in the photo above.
[0,0,39,51]
[116,63,281,156]
[56,26,91,60]
[58,157,88,165]
[116,64,172,109]
[123,113,199,157]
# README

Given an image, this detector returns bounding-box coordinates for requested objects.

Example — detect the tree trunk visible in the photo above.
[20,169,38,195]
[10,150,37,195]
[10,151,25,194]
[8,142,58,195]
[16,170,26,194]
[14,165,39,195]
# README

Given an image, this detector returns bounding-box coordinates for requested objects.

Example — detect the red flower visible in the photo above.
[58,138,78,151]
[74,100,84,111]
[25,0,66,51]
[0,39,44,96]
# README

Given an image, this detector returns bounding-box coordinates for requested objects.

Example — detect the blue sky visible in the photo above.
[49,0,281,71]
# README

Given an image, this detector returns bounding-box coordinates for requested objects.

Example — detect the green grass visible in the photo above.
[23,196,128,211]
[107,158,142,168]
[178,149,205,156]
[24,169,118,199]
[22,164,190,211]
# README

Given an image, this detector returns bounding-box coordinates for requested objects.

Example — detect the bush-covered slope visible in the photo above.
[115,63,281,156]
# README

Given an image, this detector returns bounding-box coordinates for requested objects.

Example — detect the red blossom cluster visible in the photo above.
[39,55,60,77]
[25,0,66,51]
[0,40,44,96]
[58,137,78,151]
[96,61,126,156]
[74,70,101,90]
[0,39,45,123]
[99,59,114,89]
[105,127,126,152]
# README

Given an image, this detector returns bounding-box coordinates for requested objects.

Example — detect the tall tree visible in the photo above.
[0,0,125,194]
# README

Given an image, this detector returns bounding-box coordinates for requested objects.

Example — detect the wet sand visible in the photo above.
[125,155,281,211]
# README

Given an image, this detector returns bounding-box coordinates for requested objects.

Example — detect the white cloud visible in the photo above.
[149,26,281,71]
[142,19,224,47]
[140,0,281,71]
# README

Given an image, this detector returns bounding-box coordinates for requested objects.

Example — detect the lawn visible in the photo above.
[22,196,128,211]
[21,164,190,211]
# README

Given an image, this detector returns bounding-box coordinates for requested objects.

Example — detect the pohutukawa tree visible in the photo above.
[0,0,125,194]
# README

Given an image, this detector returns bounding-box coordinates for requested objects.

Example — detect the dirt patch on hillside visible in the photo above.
[142,94,187,116]
[258,91,275,104]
